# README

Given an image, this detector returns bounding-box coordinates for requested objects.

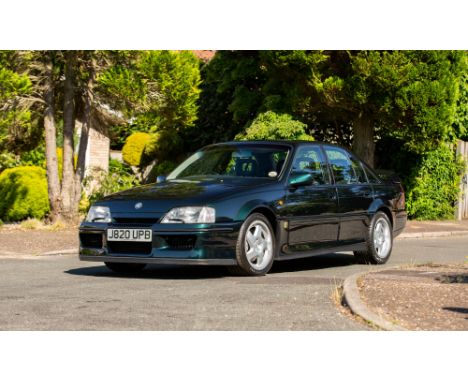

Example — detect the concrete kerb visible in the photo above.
[0,248,78,257]
[397,230,468,239]
[41,248,78,256]
[342,268,407,331]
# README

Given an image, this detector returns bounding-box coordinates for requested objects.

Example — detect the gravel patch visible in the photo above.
[0,228,78,255]
[359,264,468,330]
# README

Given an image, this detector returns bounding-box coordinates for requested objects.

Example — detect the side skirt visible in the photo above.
[275,242,367,261]
[79,255,237,266]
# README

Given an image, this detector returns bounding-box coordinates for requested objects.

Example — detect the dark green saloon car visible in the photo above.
[79,141,407,276]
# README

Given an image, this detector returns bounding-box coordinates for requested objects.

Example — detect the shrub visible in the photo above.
[85,159,140,208]
[235,111,314,141]
[0,166,50,222]
[20,218,43,230]
[122,132,151,166]
[145,160,177,183]
[405,145,465,220]
[142,130,181,166]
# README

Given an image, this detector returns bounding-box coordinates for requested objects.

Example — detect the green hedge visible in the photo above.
[406,145,465,220]
[0,166,50,221]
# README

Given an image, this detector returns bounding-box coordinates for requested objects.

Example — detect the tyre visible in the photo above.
[354,211,393,264]
[104,262,147,273]
[228,213,276,276]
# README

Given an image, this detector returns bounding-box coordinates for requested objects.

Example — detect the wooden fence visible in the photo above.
[456,140,468,220]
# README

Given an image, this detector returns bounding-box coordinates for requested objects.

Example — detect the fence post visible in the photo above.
[456,140,468,220]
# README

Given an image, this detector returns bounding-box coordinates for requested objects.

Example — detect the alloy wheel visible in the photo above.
[244,220,273,271]
[373,217,391,259]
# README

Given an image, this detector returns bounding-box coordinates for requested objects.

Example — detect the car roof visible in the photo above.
[203,140,376,170]
[205,140,330,148]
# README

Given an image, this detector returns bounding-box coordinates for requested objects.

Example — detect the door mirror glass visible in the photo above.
[156,175,167,183]
[289,171,314,187]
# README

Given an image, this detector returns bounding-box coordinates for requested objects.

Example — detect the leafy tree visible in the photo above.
[198,50,466,167]
[0,51,40,154]
[312,50,466,165]
[98,50,201,134]
[194,51,266,146]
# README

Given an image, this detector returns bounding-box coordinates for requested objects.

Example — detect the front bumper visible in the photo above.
[79,221,241,265]
[79,255,237,266]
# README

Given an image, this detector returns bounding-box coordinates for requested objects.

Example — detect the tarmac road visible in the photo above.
[0,237,466,330]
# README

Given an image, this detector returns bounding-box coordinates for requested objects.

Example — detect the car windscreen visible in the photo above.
[167,145,290,180]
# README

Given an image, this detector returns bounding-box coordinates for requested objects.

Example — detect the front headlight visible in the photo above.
[161,207,215,224]
[86,206,112,223]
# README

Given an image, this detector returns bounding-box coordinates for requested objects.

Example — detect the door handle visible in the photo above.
[329,193,337,200]
[360,192,372,198]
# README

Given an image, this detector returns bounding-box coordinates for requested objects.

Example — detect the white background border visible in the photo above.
[1,1,467,380]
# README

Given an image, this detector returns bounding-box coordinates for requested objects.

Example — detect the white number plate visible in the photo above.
[107,228,152,242]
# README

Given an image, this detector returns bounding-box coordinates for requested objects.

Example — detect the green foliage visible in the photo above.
[86,159,139,207]
[453,61,468,140]
[195,51,266,146]
[142,130,181,165]
[19,147,46,167]
[137,51,201,131]
[405,145,465,220]
[0,152,20,172]
[0,166,49,221]
[122,132,151,166]
[98,51,201,136]
[0,52,42,155]
[0,66,32,101]
[313,50,466,153]
[145,160,177,183]
[235,111,313,141]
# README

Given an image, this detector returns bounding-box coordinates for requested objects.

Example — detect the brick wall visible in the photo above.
[85,126,110,175]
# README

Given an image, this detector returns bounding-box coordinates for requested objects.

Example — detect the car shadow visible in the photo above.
[65,264,228,280]
[442,307,468,318]
[65,253,357,280]
[270,253,356,274]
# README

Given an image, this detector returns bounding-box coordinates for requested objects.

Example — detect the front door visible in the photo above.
[284,145,339,252]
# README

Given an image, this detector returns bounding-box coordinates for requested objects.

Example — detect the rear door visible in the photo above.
[284,144,339,251]
[323,146,374,244]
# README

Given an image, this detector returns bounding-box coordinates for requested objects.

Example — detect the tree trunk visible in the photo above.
[74,57,96,208]
[60,51,77,220]
[352,113,375,167]
[43,52,61,222]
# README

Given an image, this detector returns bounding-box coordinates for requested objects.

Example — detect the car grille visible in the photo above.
[107,241,153,255]
[112,218,160,225]
[80,233,103,249]
[160,235,197,251]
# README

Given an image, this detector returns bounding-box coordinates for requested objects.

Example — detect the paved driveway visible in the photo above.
[0,237,466,330]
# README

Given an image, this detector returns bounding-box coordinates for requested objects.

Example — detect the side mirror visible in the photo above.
[156,175,167,183]
[288,171,314,187]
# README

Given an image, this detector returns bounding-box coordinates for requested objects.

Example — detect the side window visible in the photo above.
[291,146,330,185]
[349,156,367,183]
[362,164,381,184]
[324,147,365,185]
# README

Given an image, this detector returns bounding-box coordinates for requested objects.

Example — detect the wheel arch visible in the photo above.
[369,199,394,227]
[236,200,278,233]
[376,206,394,228]
[249,206,278,233]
